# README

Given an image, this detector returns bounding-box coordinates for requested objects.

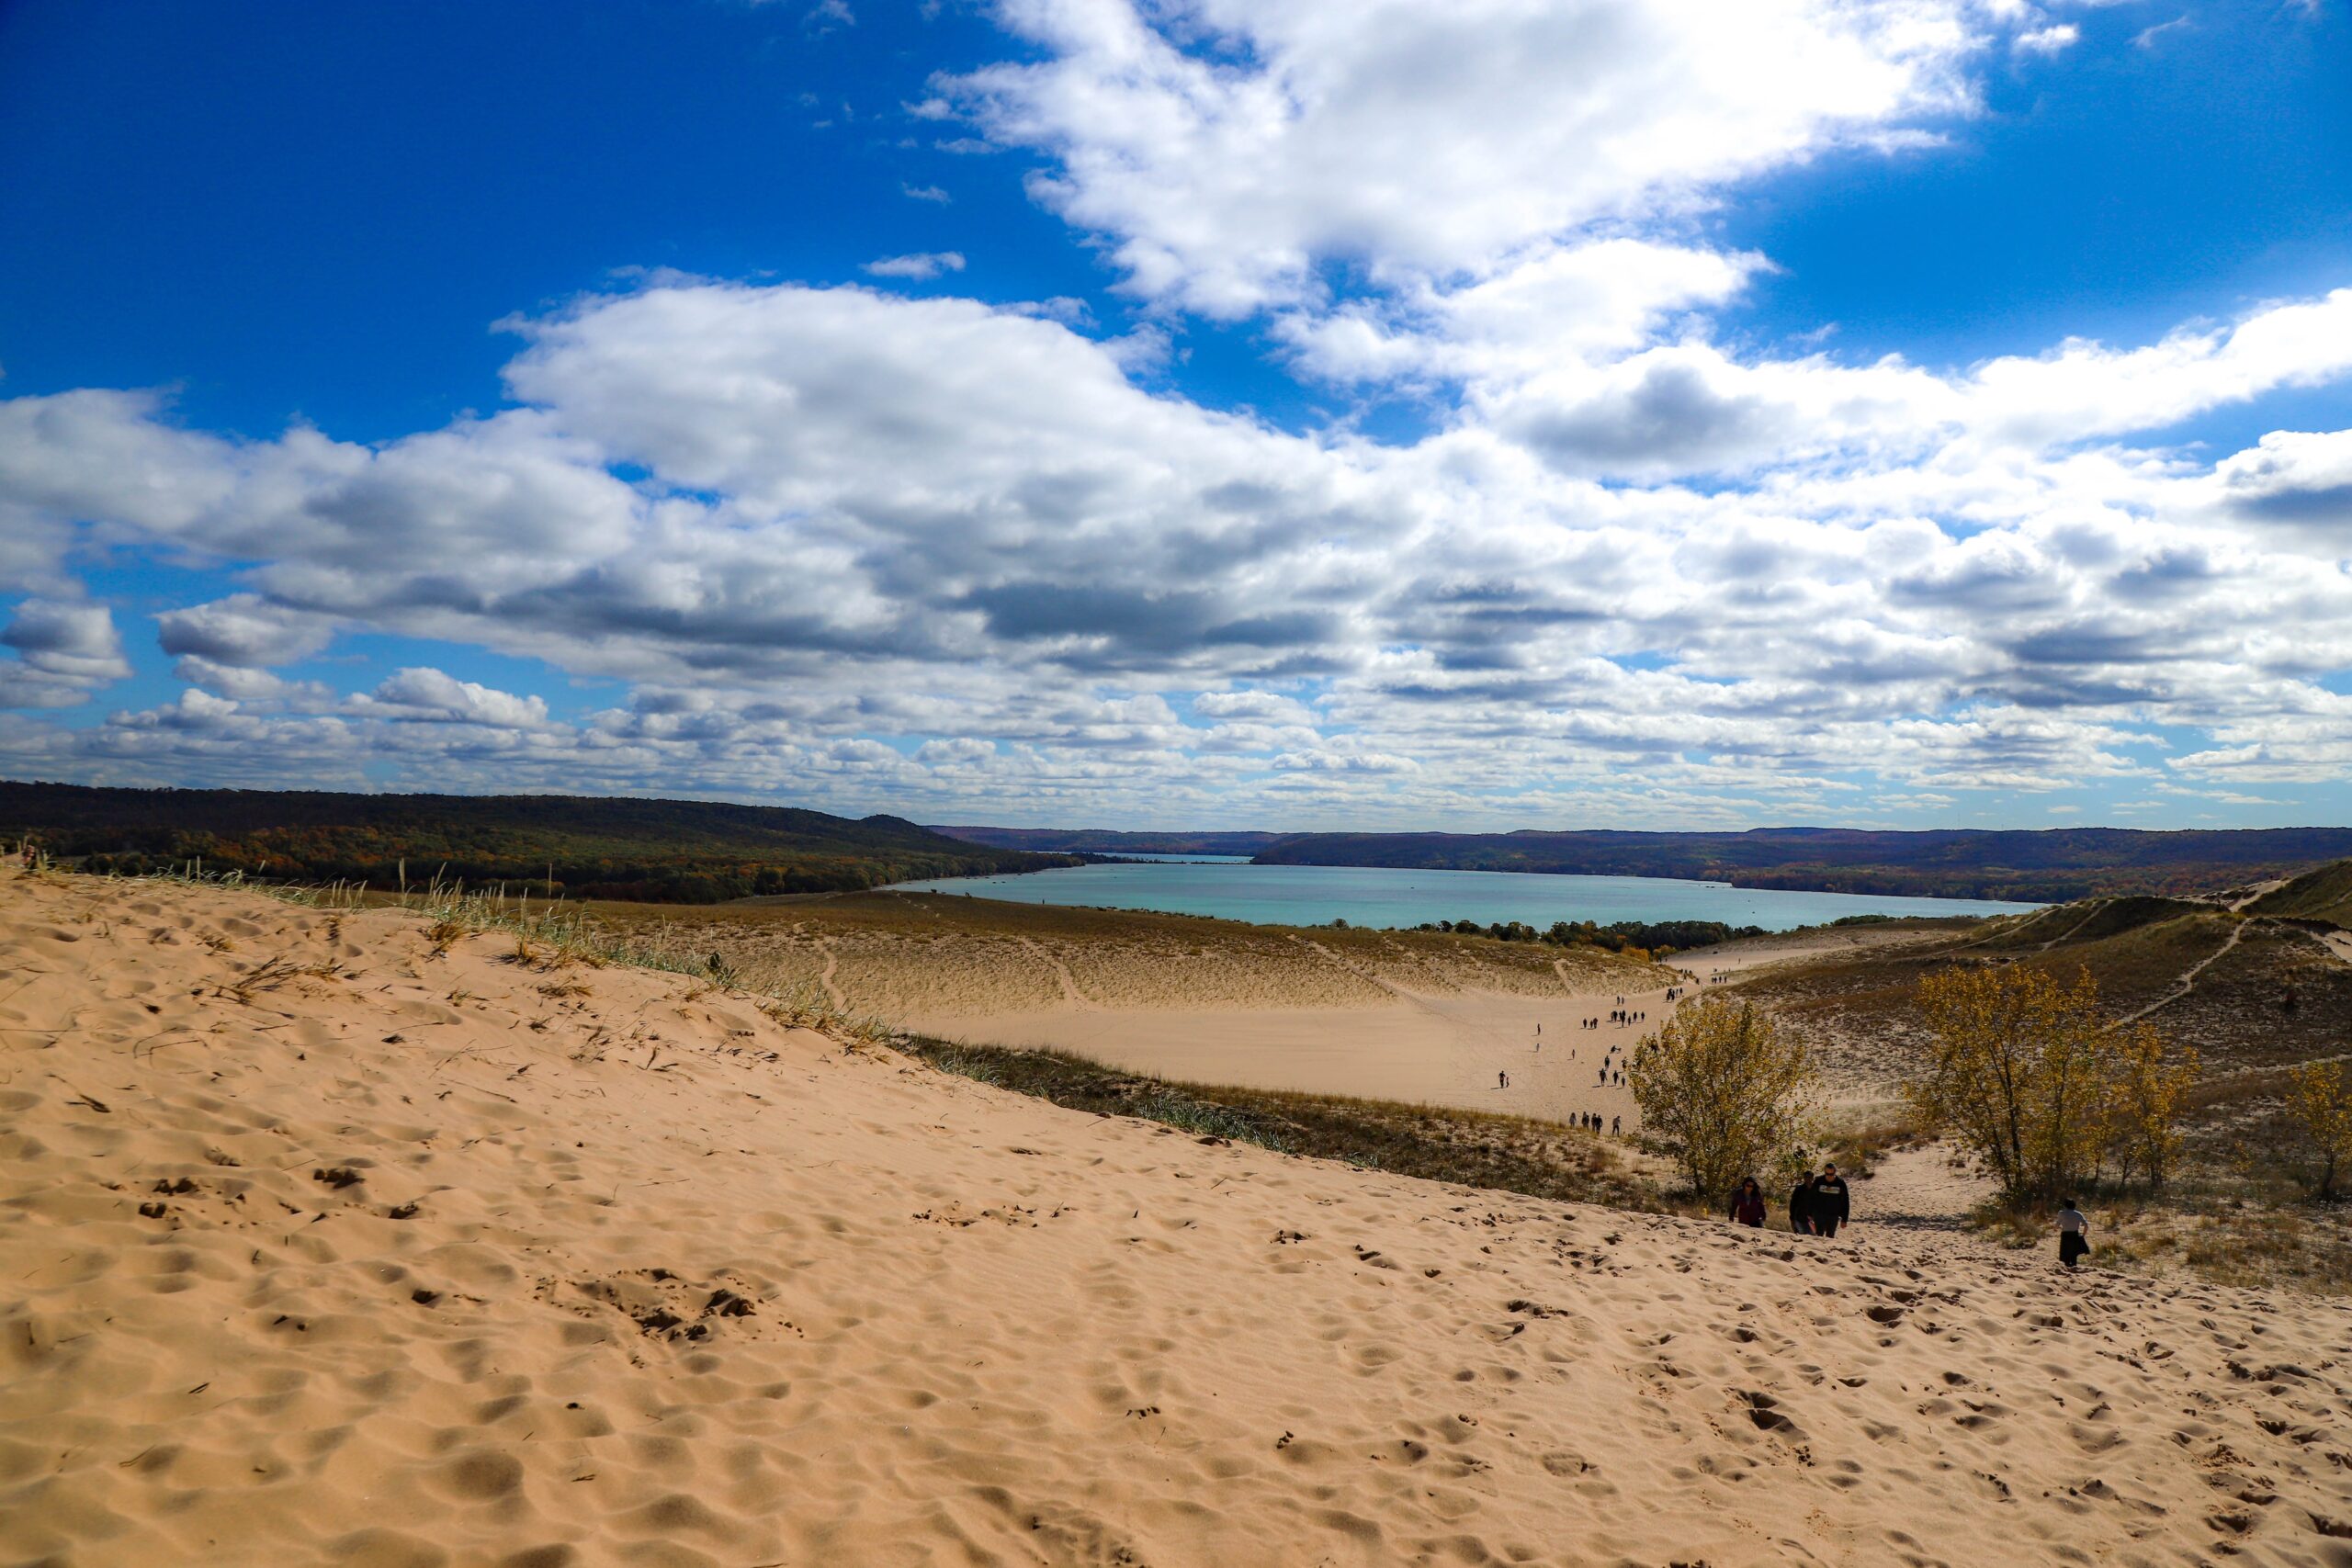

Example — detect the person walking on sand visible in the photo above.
[1788,1168,1817,1235]
[1812,1164,1850,1238]
[1728,1177,1767,1227]
[2056,1201,2090,1269]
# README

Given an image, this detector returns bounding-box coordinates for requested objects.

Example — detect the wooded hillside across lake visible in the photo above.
[0,782,1073,902]
[937,823,2352,902]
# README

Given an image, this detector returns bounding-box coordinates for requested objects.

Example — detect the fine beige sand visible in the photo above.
[606,897,1682,1126]
[914,992,1663,1130]
[6,868,2352,1568]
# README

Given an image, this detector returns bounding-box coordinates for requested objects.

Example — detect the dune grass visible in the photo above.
[119,863,896,1039]
[899,1035,1664,1212]
[1973,1184,2352,1295]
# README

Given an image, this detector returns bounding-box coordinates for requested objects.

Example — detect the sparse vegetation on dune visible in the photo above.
[1973,1183,2352,1295]
[897,1037,1663,1212]
[1697,866,2352,1290]
[1810,1107,1931,1181]
[585,889,1679,1020]
[2245,857,2352,928]
[112,863,897,1042]
[1719,891,2350,1102]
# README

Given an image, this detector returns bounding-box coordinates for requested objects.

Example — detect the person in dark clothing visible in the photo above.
[1788,1169,1817,1235]
[2056,1201,2090,1269]
[1728,1177,1767,1227]
[1812,1164,1851,1238]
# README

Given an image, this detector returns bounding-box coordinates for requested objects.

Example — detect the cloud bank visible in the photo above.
[2,0,2347,826]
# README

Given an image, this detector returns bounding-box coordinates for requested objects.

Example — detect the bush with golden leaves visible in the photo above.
[2102,1020,2198,1193]
[2284,1060,2352,1200]
[1627,998,1815,1202]
[1909,964,2198,1204]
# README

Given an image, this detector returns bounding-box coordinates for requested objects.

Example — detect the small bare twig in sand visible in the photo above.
[219,953,343,1005]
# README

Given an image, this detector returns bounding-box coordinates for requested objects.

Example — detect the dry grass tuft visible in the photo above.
[219,952,344,1005]
[897,1036,1661,1212]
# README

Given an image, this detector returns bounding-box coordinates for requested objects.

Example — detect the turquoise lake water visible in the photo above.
[887,861,2040,932]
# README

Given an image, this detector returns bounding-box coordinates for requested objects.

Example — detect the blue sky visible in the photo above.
[3,0,2350,829]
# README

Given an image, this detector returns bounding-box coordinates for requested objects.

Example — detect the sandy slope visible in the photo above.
[1668,925,1966,989]
[5,870,2351,1568]
[606,898,1673,1125]
[912,990,1663,1129]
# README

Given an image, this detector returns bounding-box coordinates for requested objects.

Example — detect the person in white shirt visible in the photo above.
[2056,1201,2090,1269]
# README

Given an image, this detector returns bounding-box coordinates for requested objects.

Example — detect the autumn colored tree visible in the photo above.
[1627,998,1815,1201]
[2101,1021,2199,1192]
[2283,1060,2352,1201]
[1908,964,2111,1204]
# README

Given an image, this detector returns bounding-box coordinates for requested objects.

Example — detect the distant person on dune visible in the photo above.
[2056,1201,2090,1269]
[1728,1177,1766,1227]
[1789,1168,1818,1235]
[1812,1165,1850,1238]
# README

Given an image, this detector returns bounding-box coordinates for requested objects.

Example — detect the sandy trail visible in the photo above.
[814,932,846,1010]
[6,870,2351,1568]
[2232,878,2291,912]
[1015,933,1090,1009]
[2108,917,2248,1029]
[1850,1144,1998,1234]
[1669,924,1943,987]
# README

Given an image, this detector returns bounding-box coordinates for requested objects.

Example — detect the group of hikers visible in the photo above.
[1725,1164,1851,1235]
[1723,1165,2096,1269]
[1578,992,1661,1032]
[1572,1111,1620,1135]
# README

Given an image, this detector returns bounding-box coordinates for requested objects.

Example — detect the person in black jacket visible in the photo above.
[1788,1168,1817,1235]
[1812,1164,1851,1238]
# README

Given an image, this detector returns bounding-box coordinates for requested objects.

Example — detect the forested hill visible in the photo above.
[1248,826,2352,902]
[929,826,1285,856]
[0,783,1075,903]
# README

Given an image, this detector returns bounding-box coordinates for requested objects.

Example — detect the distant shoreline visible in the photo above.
[928,821,2352,904]
[882,859,2041,935]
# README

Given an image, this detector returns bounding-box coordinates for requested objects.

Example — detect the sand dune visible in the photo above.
[606,896,1678,1125]
[6,868,2352,1567]
[913,993,1661,1129]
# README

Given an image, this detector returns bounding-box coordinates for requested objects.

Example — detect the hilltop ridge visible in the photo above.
[0,780,1071,902]
[931,822,2352,901]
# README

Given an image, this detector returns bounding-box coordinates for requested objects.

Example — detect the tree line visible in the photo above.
[1410,916,1767,959]
[0,781,1076,902]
